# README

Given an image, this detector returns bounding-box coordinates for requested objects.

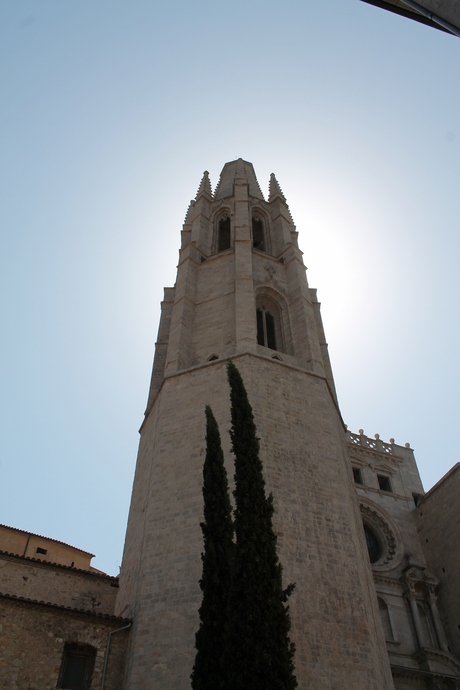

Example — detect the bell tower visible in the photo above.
[116,160,394,689]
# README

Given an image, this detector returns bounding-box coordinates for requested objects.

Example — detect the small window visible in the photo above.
[217,216,230,252]
[363,524,382,564]
[58,644,96,690]
[378,475,392,493]
[257,307,276,350]
[352,468,363,485]
[36,547,47,555]
[252,216,265,251]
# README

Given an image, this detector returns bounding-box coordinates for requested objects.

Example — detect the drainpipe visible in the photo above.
[22,534,31,557]
[100,622,132,690]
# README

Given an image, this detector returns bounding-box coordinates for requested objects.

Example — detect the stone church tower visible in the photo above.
[116,159,394,689]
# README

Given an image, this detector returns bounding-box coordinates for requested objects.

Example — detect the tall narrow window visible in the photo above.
[363,524,382,564]
[252,216,265,251]
[58,644,96,690]
[353,468,363,485]
[417,602,435,648]
[378,597,394,641]
[217,216,231,252]
[257,307,277,350]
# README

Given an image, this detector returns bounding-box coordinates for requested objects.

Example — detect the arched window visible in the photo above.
[252,215,265,251]
[58,643,96,689]
[257,307,277,350]
[217,215,231,252]
[363,523,382,564]
[255,293,287,354]
[377,597,394,641]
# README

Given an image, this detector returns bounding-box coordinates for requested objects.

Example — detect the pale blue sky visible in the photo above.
[1,1,459,574]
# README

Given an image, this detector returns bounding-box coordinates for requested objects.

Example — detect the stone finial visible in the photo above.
[268,173,296,226]
[195,170,212,200]
[374,434,380,440]
[405,443,410,448]
[268,173,286,202]
[359,429,364,435]
[389,438,395,444]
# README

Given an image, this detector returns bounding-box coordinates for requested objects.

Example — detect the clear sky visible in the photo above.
[1,1,459,575]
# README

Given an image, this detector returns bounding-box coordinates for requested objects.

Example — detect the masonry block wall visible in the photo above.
[0,596,129,690]
[0,552,119,614]
[118,356,393,690]
[415,463,460,658]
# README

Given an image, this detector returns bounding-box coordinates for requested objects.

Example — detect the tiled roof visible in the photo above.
[0,523,95,557]
[0,591,130,623]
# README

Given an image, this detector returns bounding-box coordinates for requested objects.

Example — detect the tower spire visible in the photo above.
[214,158,264,200]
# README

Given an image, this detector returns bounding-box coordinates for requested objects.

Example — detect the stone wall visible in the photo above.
[117,354,393,690]
[0,551,118,614]
[415,463,460,658]
[0,524,93,570]
[0,595,129,690]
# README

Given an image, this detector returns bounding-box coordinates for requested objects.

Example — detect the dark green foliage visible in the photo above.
[191,406,234,690]
[223,361,297,690]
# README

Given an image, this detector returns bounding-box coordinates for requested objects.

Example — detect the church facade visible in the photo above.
[1,160,459,689]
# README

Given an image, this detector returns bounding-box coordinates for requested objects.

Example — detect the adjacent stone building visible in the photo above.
[1,160,458,689]
[415,464,460,660]
[347,432,460,687]
[0,526,130,690]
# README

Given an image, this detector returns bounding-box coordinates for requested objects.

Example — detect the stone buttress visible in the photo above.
[116,160,395,689]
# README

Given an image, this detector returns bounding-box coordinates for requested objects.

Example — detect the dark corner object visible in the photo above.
[359,0,460,37]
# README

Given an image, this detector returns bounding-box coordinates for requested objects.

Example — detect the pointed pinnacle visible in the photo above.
[195,170,213,199]
[184,200,195,224]
[268,172,295,225]
[268,173,286,202]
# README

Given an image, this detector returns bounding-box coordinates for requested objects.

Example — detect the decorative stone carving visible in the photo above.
[360,504,400,568]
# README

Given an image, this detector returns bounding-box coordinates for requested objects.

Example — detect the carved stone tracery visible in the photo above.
[360,504,398,567]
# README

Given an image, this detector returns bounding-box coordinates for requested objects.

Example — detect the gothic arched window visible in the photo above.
[255,294,286,353]
[217,215,231,252]
[257,307,277,350]
[252,215,265,251]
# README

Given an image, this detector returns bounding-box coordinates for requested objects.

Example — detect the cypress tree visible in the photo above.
[191,405,234,690]
[223,360,297,690]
